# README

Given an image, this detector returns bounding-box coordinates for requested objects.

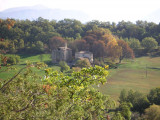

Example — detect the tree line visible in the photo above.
[0,18,159,61]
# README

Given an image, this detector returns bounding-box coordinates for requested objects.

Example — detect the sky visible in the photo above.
[0,0,160,23]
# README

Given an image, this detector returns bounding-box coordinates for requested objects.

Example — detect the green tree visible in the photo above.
[35,41,44,53]
[0,65,113,119]
[119,89,150,114]
[119,102,132,120]
[129,38,141,50]
[19,39,24,49]
[119,89,127,103]
[148,87,160,105]
[141,37,158,51]
[112,112,124,120]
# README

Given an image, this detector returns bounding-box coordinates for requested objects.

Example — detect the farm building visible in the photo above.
[51,43,72,63]
[75,51,93,63]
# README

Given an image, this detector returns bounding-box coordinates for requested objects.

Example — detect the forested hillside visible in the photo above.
[0,18,160,53]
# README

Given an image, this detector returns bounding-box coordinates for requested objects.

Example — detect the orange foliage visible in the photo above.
[102,34,117,44]
[43,85,51,94]
[106,40,122,61]
[74,39,89,51]
[117,40,134,63]
[1,56,7,66]
[49,36,66,50]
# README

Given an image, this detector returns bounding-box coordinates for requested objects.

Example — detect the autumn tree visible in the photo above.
[117,40,134,63]
[83,35,96,52]
[0,19,15,68]
[49,36,66,50]
[74,39,89,52]
[144,104,160,120]
[92,40,106,58]
[106,40,122,61]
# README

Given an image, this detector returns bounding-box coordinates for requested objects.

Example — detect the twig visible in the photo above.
[14,99,34,112]
[0,65,31,91]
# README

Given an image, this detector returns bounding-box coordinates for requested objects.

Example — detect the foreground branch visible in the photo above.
[0,65,32,91]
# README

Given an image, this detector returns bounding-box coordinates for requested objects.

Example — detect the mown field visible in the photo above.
[95,56,160,100]
[1,54,160,101]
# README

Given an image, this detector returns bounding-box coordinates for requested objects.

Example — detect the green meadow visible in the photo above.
[95,57,160,100]
[1,55,160,101]
[0,54,60,80]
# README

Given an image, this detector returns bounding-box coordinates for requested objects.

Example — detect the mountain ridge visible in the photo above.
[0,5,91,23]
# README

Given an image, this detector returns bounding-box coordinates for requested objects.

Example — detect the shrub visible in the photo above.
[75,58,91,68]
[59,61,70,72]
[94,58,105,67]
[7,55,20,65]
[72,67,81,72]
[144,104,160,120]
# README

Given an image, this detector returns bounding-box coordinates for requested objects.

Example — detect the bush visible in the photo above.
[94,58,105,67]
[7,55,20,65]
[75,58,91,68]
[144,104,160,120]
[72,67,81,72]
[59,61,70,72]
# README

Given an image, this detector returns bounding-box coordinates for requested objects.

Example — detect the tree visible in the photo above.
[128,38,141,50]
[119,89,127,103]
[148,87,160,105]
[119,89,150,114]
[119,102,132,120]
[106,40,122,61]
[141,37,158,51]
[49,36,66,50]
[19,39,24,49]
[144,104,160,120]
[92,40,106,58]
[0,65,113,119]
[117,40,134,63]
[74,39,89,51]
[35,41,44,53]
[112,112,124,120]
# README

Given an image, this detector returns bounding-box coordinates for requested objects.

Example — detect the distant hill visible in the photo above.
[0,5,91,23]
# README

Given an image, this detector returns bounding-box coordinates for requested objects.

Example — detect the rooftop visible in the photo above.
[76,51,93,54]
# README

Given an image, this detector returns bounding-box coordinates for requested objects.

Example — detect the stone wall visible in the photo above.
[52,47,72,63]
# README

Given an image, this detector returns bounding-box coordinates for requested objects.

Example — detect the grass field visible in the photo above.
[95,57,160,100]
[0,54,60,80]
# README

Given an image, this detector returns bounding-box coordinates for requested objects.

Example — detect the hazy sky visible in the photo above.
[0,0,160,22]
